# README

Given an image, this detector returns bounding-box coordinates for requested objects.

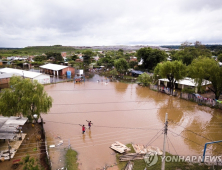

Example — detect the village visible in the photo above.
[0,44,222,169]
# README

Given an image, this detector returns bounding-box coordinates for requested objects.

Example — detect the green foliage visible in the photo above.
[188,57,216,93]
[154,61,187,91]
[209,63,222,99]
[137,47,167,71]
[171,41,212,65]
[138,73,151,86]
[129,60,137,68]
[114,58,129,73]
[70,54,78,61]
[0,76,53,119]
[45,52,63,62]
[110,69,118,76]
[22,155,39,170]
[33,55,47,62]
[97,56,114,68]
[181,88,195,94]
[217,53,222,62]
[82,50,93,64]
[65,149,79,170]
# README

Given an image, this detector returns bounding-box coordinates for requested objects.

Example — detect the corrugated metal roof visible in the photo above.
[0,73,22,79]
[0,68,42,79]
[0,116,28,135]
[39,63,68,71]
[159,78,212,86]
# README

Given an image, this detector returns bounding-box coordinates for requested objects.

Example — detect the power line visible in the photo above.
[47,106,197,115]
[168,129,222,155]
[51,99,179,105]
[167,136,178,155]
[168,119,222,147]
[45,120,162,130]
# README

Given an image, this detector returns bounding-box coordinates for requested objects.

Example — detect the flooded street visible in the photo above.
[42,74,222,170]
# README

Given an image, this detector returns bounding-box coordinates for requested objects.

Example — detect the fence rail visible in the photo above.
[149,85,178,96]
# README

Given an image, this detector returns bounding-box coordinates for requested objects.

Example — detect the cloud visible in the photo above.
[0,0,222,47]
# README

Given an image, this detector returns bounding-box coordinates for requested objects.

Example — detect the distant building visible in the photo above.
[39,63,75,77]
[61,52,67,58]
[0,68,50,84]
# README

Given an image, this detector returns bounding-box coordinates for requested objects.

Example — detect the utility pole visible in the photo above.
[8,140,11,160]
[161,113,168,170]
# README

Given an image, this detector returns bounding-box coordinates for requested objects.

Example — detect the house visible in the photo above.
[158,77,212,93]
[61,52,67,58]
[39,63,75,77]
[0,73,21,89]
[0,68,50,84]
[129,56,137,62]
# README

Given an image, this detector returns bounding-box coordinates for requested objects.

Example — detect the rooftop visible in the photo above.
[159,77,212,87]
[39,63,68,71]
[0,68,42,79]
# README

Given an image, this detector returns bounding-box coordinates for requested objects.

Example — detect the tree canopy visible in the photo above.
[188,57,216,93]
[138,73,151,86]
[82,50,93,64]
[45,52,63,62]
[114,58,129,74]
[137,47,167,71]
[0,76,53,120]
[154,61,187,94]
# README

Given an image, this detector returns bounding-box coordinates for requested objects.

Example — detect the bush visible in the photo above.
[182,88,195,94]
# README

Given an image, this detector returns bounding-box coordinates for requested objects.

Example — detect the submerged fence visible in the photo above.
[150,85,178,96]
[149,84,222,108]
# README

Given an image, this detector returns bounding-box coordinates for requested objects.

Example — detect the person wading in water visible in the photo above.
[79,124,86,134]
[86,120,93,129]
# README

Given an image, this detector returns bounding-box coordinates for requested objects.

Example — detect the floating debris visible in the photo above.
[110,141,131,153]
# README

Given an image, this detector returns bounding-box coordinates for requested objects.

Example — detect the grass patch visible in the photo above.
[65,148,79,170]
[115,144,222,170]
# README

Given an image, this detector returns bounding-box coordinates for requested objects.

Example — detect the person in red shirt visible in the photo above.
[86,120,93,129]
[79,124,85,134]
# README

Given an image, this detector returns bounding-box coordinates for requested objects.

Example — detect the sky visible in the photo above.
[0,0,222,47]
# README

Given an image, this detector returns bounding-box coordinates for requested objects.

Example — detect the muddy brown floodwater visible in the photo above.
[42,74,222,170]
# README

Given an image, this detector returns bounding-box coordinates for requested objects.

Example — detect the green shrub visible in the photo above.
[181,88,195,94]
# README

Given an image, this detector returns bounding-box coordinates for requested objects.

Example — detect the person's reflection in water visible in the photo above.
[87,129,94,142]
[82,133,86,143]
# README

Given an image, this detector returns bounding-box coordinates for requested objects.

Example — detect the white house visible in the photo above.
[0,68,50,84]
[158,77,212,93]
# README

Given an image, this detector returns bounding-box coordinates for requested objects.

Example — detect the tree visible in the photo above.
[70,54,78,61]
[209,64,222,99]
[0,76,53,120]
[97,56,114,68]
[154,61,187,94]
[138,73,151,86]
[137,47,167,71]
[33,55,47,62]
[114,58,129,74]
[45,52,63,62]
[82,50,93,64]
[129,60,137,68]
[217,53,222,62]
[172,41,212,65]
[188,57,216,93]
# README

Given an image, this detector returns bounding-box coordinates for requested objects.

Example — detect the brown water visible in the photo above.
[42,74,222,170]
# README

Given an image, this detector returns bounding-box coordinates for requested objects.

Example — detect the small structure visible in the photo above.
[39,63,75,77]
[158,77,212,93]
[0,73,21,89]
[130,70,143,77]
[0,68,50,84]
[0,116,28,160]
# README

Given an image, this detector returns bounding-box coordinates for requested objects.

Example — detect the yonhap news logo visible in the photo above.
[144,154,221,167]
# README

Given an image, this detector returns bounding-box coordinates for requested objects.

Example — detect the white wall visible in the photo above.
[34,74,50,84]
